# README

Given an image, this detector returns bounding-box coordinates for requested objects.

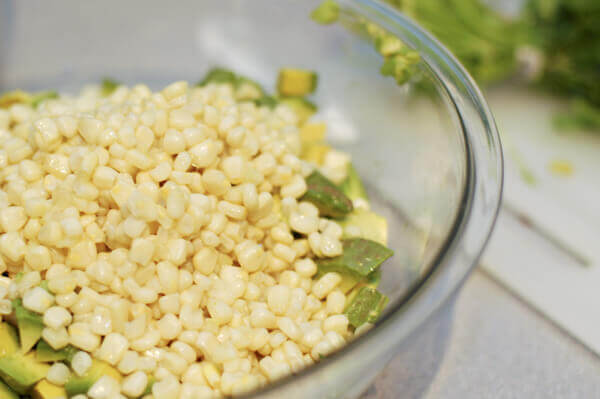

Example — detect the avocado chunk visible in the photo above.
[32,379,66,399]
[277,68,318,97]
[0,379,18,399]
[0,90,57,109]
[301,171,353,218]
[340,210,388,246]
[0,352,50,394]
[338,163,368,202]
[344,286,388,328]
[279,97,317,124]
[0,90,31,108]
[299,123,329,165]
[65,359,121,396]
[316,238,393,277]
[300,122,326,144]
[12,299,44,353]
[0,323,19,358]
[36,340,77,363]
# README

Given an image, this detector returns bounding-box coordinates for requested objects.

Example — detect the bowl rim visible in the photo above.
[241,0,504,396]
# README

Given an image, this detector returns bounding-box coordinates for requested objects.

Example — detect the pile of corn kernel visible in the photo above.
[0,80,354,398]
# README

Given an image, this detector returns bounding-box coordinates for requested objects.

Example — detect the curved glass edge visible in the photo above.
[240,0,503,397]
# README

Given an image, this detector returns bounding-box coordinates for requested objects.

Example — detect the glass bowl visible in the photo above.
[0,0,503,397]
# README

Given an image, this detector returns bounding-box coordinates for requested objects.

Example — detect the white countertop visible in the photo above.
[365,269,600,398]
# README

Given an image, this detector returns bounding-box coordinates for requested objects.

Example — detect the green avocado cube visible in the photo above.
[277,68,318,97]
[340,210,388,246]
[35,340,77,363]
[0,353,49,394]
[0,323,19,358]
[279,97,317,124]
[0,378,18,399]
[338,163,368,202]
[12,299,44,353]
[65,360,121,396]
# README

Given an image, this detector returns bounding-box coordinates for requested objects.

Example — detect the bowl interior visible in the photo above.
[0,0,467,309]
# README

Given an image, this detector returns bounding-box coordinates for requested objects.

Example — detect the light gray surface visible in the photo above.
[366,270,600,398]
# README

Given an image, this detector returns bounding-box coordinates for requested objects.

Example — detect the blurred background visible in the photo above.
[366,0,600,397]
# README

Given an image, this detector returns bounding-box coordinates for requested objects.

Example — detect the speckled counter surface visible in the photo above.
[363,270,600,399]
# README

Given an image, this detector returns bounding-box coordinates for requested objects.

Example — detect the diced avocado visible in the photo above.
[0,352,50,394]
[36,340,77,363]
[344,286,388,328]
[32,380,66,399]
[340,210,388,246]
[197,67,238,87]
[65,359,121,396]
[311,0,340,25]
[339,163,368,202]
[300,122,326,144]
[298,122,329,165]
[316,238,393,276]
[30,91,58,108]
[0,323,19,358]
[301,171,353,218]
[253,95,278,109]
[279,97,317,124]
[101,78,120,96]
[277,68,318,97]
[301,143,330,165]
[13,299,44,352]
[0,379,18,399]
[0,90,58,109]
[0,90,32,108]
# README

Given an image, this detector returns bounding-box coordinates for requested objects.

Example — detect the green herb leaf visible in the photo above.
[344,286,388,327]
[316,238,393,276]
[311,0,340,25]
[301,171,353,218]
[553,100,600,131]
